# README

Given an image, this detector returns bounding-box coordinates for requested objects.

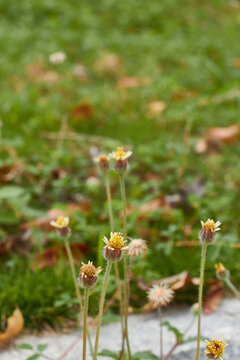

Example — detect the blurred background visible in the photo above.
[1,0,240,331]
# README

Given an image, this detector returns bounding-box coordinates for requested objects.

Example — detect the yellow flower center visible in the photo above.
[215,263,226,274]
[115,147,126,159]
[56,216,68,228]
[80,264,97,277]
[206,340,226,357]
[203,220,217,232]
[108,233,125,249]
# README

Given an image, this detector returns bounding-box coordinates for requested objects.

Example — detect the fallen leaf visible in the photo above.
[32,242,89,270]
[204,124,240,144]
[27,63,59,82]
[117,77,152,89]
[204,283,223,314]
[171,89,198,101]
[70,103,93,120]
[139,196,170,214]
[96,54,122,73]
[0,308,24,345]
[148,100,166,116]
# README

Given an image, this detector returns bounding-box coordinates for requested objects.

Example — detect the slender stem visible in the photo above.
[183,315,196,336]
[105,174,114,232]
[224,278,240,301]
[162,342,178,360]
[195,243,207,360]
[104,174,125,347]
[158,307,163,360]
[64,239,83,313]
[83,288,89,360]
[93,261,113,360]
[64,239,93,358]
[119,174,132,360]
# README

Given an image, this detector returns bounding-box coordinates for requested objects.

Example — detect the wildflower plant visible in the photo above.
[205,339,228,360]
[215,263,240,301]
[195,219,221,360]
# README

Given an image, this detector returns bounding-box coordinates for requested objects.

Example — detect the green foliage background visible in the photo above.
[0,0,240,329]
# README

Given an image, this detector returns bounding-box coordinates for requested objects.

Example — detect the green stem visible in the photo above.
[104,174,125,350]
[195,243,207,360]
[119,174,132,360]
[83,288,89,360]
[224,278,240,301]
[64,239,93,358]
[158,306,163,360]
[93,261,113,360]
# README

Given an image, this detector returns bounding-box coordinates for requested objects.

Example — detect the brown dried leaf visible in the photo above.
[70,103,94,120]
[148,101,166,116]
[117,77,152,89]
[139,196,170,214]
[96,54,122,73]
[0,308,24,345]
[204,283,223,314]
[171,89,198,101]
[32,242,89,270]
[204,125,240,144]
[27,63,59,82]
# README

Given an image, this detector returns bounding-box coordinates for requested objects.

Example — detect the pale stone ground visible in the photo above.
[1,299,239,360]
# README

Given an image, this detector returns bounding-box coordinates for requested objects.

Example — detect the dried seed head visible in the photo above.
[50,216,70,237]
[78,261,102,289]
[103,232,128,262]
[205,339,228,360]
[128,238,147,257]
[215,263,229,281]
[109,147,132,173]
[49,51,66,64]
[199,219,221,244]
[148,284,174,308]
[95,154,110,172]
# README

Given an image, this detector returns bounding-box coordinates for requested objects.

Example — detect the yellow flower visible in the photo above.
[205,339,228,360]
[50,216,69,229]
[78,261,102,289]
[215,263,226,275]
[109,147,132,161]
[103,232,128,251]
[201,219,221,233]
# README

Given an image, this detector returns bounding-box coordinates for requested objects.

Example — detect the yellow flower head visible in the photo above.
[80,261,102,278]
[215,263,226,275]
[109,147,132,161]
[50,216,69,229]
[103,232,128,250]
[205,339,228,360]
[201,219,221,233]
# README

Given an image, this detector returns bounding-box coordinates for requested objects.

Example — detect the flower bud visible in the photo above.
[95,154,110,173]
[78,261,102,289]
[199,219,221,244]
[103,232,128,263]
[50,216,71,237]
[190,303,199,316]
[215,263,230,281]
[109,147,132,174]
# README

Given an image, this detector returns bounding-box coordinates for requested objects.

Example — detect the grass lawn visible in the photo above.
[1,0,240,329]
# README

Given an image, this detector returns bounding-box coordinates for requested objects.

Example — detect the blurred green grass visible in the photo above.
[1,0,240,329]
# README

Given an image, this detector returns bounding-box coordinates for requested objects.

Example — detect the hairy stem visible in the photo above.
[119,174,132,360]
[64,239,93,357]
[158,306,163,360]
[83,288,89,360]
[104,174,125,348]
[93,261,113,360]
[195,243,207,360]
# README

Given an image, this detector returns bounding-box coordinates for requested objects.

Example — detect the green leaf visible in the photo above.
[98,349,119,359]
[37,343,48,352]
[18,343,33,350]
[0,185,24,200]
[26,355,40,360]
[133,350,159,359]
[162,321,183,343]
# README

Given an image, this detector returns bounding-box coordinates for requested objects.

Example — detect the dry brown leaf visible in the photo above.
[204,283,223,314]
[139,196,170,214]
[70,103,93,120]
[204,125,240,144]
[0,308,24,345]
[117,77,152,89]
[148,101,166,116]
[27,63,59,82]
[32,242,89,270]
[96,54,122,73]
[171,89,198,101]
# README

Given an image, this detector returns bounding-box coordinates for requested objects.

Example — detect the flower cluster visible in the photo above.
[109,147,132,173]
[78,261,102,289]
[103,232,128,262]
[199,219,221,244]
[205,339,228,360]
[50,216,70,236]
